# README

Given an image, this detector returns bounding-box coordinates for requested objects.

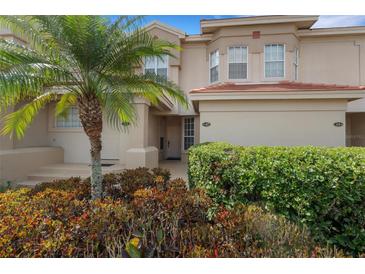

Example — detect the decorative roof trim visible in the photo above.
[143,20,186,38]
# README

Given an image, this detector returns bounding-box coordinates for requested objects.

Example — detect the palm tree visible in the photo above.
[0,16,187,199]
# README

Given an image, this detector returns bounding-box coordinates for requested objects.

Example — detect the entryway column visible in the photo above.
[125,99,158,169]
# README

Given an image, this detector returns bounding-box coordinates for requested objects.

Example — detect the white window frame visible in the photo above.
[54,106,82,129]
[209,49,219,84]
[144,55,169,79]
[293,48,299,81]
[264,43,286,80]
[227,46,249,81]
[183,117,195,151]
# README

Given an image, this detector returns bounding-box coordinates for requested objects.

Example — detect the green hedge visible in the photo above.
[188,142,365,255]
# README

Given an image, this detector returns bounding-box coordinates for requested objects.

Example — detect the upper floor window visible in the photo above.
[228,46,248,80]
[264,44,285,78]
[294,48,299,81]
[55,106,81,128]
[209,50,219,83]
[144,55,168,79]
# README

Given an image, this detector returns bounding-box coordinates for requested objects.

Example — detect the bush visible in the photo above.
[0,168,342,258]
[188,142,365,255]
[100,167,171,200]
[0,180,12,193]
[31,177,90,199]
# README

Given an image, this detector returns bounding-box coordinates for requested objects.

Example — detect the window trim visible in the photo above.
[143,55,169,79]
[182,116,195,152]
[209,49,219,84]
[264,43,286,80]
[227,45,249,81]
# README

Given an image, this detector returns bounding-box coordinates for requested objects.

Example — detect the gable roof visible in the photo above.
[143,20,186,38]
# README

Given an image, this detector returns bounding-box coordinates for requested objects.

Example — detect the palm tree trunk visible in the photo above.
[78,95,103,200]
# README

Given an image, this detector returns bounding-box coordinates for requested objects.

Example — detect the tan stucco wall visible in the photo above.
[0,147,63,182]
[0,104,49,150]
[199,99,347,147]
[47,103,132,164]
[299,37,364,85]
[14,106,49,148]
[148,112,162,159]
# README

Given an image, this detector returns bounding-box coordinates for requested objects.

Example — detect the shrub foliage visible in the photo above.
[0,167,341,258]
[188,142,365,254]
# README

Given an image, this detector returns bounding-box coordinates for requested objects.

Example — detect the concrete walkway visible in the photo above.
[16,160,188,187]
[159,160,188,181]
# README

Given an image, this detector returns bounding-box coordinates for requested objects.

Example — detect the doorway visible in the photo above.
[165,116,181,160]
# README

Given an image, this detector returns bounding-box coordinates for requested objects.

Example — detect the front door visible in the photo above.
[166,116,181,159]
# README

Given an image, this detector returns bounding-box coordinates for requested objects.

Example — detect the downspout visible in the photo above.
[354,41,363,85]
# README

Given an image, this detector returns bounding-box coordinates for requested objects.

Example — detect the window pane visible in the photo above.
[157,68,167,79]
[265,45,271,61]
[210,66,218,82]
[183,117,195,150]
[157,55,168,68]
[228,46,247,79]
[56,107,81,128]
[242,47,247,63]
[235,47,243,62]
[265,61,284,78]
[229,63,247,79]
[145,56,155,69]
[265,44,284,77]
[144,68,155,76]
[278,45,284,60]
[210,50,219,67]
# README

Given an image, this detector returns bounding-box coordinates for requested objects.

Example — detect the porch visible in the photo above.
[0,146,188,187]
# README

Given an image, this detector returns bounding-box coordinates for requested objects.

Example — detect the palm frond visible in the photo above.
[55,92,77,118]
[0,92,55,138]
[100,89,136,131]
[103,73,188,109]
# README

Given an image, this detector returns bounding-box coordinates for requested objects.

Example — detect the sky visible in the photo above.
[136,15,365,34]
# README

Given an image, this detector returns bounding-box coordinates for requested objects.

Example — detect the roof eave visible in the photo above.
[190,90,365,101]
[298,26,365,37]
[200,15,319,34]
[143,20,186,38]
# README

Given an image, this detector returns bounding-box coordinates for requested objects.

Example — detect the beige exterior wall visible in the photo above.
[14,106,49,148]
[0,147,63,182]
[199,99,347,147]
[299,36,364,85]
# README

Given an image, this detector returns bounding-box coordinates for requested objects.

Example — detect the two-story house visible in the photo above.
[1,15,365,183]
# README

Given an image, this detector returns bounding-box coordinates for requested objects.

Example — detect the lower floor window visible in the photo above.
[55,106,82,128]
[184,117,194,150]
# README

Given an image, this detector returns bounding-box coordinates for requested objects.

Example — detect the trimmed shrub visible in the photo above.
[188,142,365,254]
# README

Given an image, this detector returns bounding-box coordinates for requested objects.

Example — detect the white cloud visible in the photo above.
[313,15,365,28]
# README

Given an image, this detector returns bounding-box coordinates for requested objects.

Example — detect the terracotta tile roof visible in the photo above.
[190,81,365,94]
